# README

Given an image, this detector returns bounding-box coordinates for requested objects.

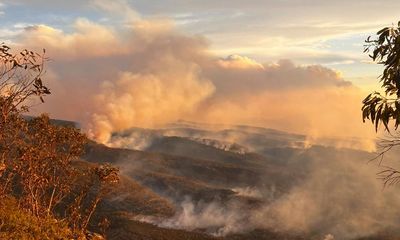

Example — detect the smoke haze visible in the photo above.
[126,138,400,239]
[10,4,375,150]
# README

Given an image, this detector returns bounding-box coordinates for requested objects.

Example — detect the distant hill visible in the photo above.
[23,115,81,128]
[76,120,400,240]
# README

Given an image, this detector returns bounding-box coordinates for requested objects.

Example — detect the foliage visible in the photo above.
[66,162,119,234]
[362,22,400,131]
[362,22,400,187]
[0,196,80,240]
[2,115,87,216]
[0,44,120,238]
[0,44,50,119]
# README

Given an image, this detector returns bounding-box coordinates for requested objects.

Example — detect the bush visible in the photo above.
[0,196,81,240]
[0,44,119,238]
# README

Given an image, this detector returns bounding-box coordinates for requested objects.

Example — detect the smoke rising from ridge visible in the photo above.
[99,124,398,239]
[131,144,400,239]
[252,147,400,239]
[11,5,376,149]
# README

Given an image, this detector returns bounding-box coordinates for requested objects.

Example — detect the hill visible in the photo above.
[74,122,400,240]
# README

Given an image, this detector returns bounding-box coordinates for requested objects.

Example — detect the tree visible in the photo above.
[0,44,119,238]
[362,21,400,186]
[0,44,50,118]
[0,43,51,195]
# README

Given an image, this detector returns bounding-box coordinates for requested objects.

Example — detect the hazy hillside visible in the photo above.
[73,122,400,240]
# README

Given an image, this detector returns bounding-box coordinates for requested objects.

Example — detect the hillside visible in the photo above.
[74,123,400,240]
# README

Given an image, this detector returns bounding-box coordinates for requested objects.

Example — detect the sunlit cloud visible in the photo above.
[218,55,264,70]
[0,0,387,150]
[1,0,399,78]
[7,15,374,150]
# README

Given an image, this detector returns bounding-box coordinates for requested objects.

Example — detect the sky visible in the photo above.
[1,0,398,89]
[1,0,399,148]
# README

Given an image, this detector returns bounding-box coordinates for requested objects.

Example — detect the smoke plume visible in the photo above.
[131,145,400,239]
[11,5,375,149]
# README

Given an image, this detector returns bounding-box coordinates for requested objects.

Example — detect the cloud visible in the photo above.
[0,28,20,39]
[90,0,141,22]
[324,60,355,66]
[12,14,375,149]
[90,65,215,142]
[0,2,5,16]
[17,18,214,143]
[20,19,123,59]
[2,0,399,80]
[208,59,351,94]
[218,54,264,70]
[193,59,375,150]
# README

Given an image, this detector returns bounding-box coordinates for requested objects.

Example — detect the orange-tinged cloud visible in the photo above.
[218,54,264,70]
[196,87,375,150]
[21,20,122,59]
[16,18,375,150]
